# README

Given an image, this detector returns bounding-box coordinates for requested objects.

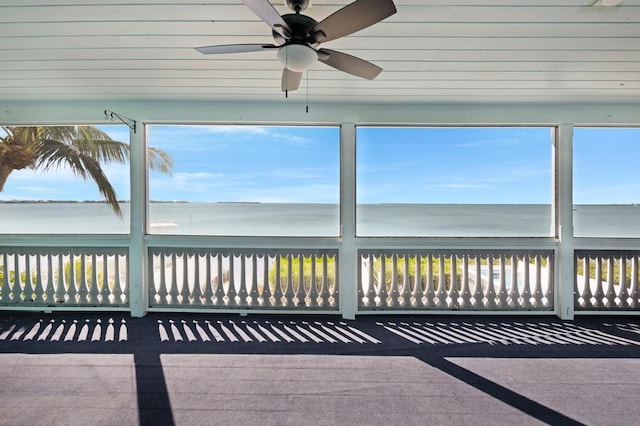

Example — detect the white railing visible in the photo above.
[7,244,640,315]
[0,247,129,308]
[358,249,554,311]
[148,248,339,310]
[575,250,640,310]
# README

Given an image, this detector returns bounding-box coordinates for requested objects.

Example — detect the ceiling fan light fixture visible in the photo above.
[277,44,317,72]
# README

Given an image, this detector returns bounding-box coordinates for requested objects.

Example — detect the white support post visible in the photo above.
[340,123,357,320]
[129,124,148,317]
[555,124,575,320]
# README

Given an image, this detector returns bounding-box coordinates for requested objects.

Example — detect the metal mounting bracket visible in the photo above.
[104,110,137,133]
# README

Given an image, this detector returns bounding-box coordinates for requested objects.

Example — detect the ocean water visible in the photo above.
[0,202,638,237]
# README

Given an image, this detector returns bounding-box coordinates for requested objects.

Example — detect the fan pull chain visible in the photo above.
[305,72,309,113]
[285,47,289,98]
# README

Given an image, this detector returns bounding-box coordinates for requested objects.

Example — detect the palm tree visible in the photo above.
[0,125,173,217]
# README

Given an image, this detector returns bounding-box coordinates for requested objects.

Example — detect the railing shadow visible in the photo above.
[1,312,639,425]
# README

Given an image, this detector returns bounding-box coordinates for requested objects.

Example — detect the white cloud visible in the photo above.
[423,183,486,189]
[452,137,523,148]
[149,124,313,147]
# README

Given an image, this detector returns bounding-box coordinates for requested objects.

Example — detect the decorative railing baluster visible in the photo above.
[110,254,119,304]
[23,255,34,303]
[436,256,447,308]
[203,254,213,305]
[575,250,640,311]
[191,254,203,306]
[13,253,21,303]
[180,253,191,304]
[631,256,639,308]
[593,257,605,308]
[449,255,460,308]
[389,255,399,307]
[460,255,471,309]
[272,255,283,307]
[579,256,591,307]
[412,255,423,307]
[78,255,89,304]
[401,255,411,307]
[0,247,128,308]
[295,255,305,306]
[472,255,483,308]
[544,255,553,307]
[89,254,98,304]
[121,254,129,305]
[147,248,338,311]
[321,255,332,307]
[497,256,508,308]
[34,255,45,303]
[89,254,98,303]
[261,255,272,307]
[168,253,179,305]
[249,255,259,307]
[532,255,543,307]
[618,257,628,309]
[237,255,248,306]
[605,255,616,308]
[520,259,532,309]
[425,254,435,307]
[284,254,295,308]
[85,254,94,304]
[55,255,65,304]
[358,249,554,312]
[227,255,237,306]
[45,254,55,304]
[377,256,387,308]
[67,254,78,304]
[485,256,497,308]
[509,255,519,308]
[308,254,319,307]
[98,254,108,303]
[214,255,225,305]
[156,253,167,305]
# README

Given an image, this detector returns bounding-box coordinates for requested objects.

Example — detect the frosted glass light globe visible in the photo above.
[277,44,318,72]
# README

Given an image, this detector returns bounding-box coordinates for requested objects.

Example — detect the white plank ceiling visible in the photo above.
[1,0,639,104]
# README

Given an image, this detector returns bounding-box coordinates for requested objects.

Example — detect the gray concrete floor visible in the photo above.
[1,312,639,426]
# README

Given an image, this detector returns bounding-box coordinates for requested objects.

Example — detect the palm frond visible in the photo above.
[3,125,173,217]
[35,140,122,217]
[72,138,130,164]
[148,147,174,176]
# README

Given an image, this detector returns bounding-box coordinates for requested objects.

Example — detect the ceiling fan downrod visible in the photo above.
[285,0,309,13]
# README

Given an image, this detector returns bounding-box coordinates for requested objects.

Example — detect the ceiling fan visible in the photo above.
[195,0,397,92]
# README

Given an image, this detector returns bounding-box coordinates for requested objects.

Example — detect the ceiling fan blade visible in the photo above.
[195,43,277,54]
[318,49,382,80]
[311,0,396,43]
[243,0,291,39]
[282,68,302,91]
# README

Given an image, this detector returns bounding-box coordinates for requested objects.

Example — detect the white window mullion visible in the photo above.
[340,123,357,319]
[129,124,148,317]
[555,123,574,320]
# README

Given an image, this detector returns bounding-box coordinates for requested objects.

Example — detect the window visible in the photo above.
[147,125,339,236]
[573,127,640,238]
[356,127,553,237]
[0,125,130,234]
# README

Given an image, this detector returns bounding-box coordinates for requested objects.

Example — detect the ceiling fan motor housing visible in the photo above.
[272,13,318,45]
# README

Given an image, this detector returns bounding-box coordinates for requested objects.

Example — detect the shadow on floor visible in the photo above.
[1,312,640,425]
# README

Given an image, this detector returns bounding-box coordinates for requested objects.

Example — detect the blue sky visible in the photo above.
[573,127,640,204]
[1,125,638,204]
